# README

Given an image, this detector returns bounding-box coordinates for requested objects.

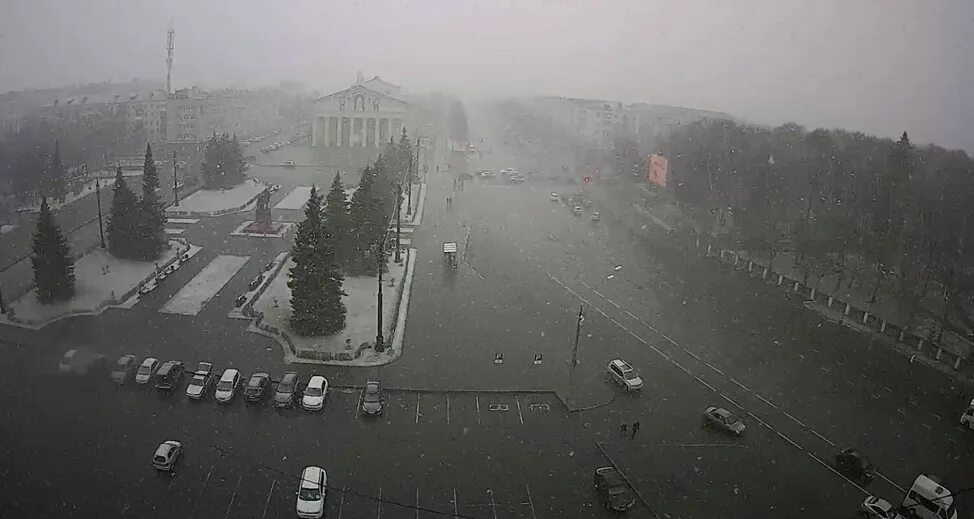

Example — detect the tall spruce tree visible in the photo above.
[323,173,352,269]
[348,166,382,274]
[42,141,67,203]
[138,143,167,260]
[31,198,75,303]
[288,186,347,336]
[107,166,140,258]
[227,134,247,186]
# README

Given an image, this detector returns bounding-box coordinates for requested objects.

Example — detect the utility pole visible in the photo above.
[394,182,402,264]
[375,248,385,353]
[409,136,419,214]
[172,151,179,206]
[94,166,105,249]
[570,305,585,377]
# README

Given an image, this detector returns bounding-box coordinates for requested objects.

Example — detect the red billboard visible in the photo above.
[647,154,668,187]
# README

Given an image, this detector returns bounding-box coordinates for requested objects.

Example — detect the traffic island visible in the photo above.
[0,239,200,330]
[247,247,418,366]
[165,179,268,217]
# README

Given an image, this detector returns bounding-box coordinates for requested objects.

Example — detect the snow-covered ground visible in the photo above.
[229,220,294,238]
[19,179,103,212]
[274,186,357,210]
[1,241,185,328]
[0,224,15,236]
[166,180,266,215]
[252,249,415,365]
[164,228,186,235]
[159,255,250,315]
[165,218,200,225]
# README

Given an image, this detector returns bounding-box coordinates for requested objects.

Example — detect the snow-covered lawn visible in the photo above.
[2,241,186,328]
[252,250,413,365]
[0,224,14,236]
[19,179,104,212]
[165,228,186,235]
[274,186,357,211]
[166,179,266,215]
[159,255,250,316]
[165,218,200,225]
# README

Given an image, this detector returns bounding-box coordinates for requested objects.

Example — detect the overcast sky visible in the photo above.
[2,0,972,151]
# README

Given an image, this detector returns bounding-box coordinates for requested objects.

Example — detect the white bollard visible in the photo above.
[844,303,851,316]
[935,348,943,360]
[880,320,887,333]
[777,275,784,286]
[762,267,769,279]
[827,296,834,307]
[748,261,754,272]
[917,339,924,351]
[898,330,906,342]
[707,244,712,256]
[809,288,816,300]
[733,254,739,267]
[862,312,869,324]
[954,357,962,370]
[696,236,700,248]
[793,281,800,293]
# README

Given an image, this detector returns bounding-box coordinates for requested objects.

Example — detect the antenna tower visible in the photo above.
[166,25,175,95]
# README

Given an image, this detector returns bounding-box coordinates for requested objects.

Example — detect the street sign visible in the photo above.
[533,354,542,365]
[494,353,504,364]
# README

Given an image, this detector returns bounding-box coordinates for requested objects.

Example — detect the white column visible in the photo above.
[361,117,367,148]
[337,117,343,147]
[373,118,379,148]
[322,117,329,148]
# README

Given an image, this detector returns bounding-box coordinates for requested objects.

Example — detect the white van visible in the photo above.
[902,475,957,519]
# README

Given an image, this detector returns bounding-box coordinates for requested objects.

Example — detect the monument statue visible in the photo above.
[255,190,271,225]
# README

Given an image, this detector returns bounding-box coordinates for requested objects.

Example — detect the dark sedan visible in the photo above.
[594,466,635,512]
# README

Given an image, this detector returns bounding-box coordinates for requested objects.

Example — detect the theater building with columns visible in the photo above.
[311,74,415,171]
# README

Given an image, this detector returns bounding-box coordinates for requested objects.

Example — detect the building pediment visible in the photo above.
[312,85,407,114]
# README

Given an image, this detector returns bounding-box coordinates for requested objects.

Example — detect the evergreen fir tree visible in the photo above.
[348,166,381,274]
[288,186,347,336]
[42,141,67,203]
[107,166,140,259]
[31,198,75,303]
[227,134,247,185]
[138,143,167,260]
[323,172,352,269]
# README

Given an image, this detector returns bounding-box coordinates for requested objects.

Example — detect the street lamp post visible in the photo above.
[375,248,385,353]
[172,151,180,206]
[394,181,403,264]
[94,168,105,249]
[569,305,585,388]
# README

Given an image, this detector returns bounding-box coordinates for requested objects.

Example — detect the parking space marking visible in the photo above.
[755,394,778,409]
[488,489,498,519]
[705,362,724,376]
[720,393,744,410]
[168,476,177,491]
[223,475,242,519]
[261,479,276,519]
[416,489,420,519]
[811,429,836,447]
[693,375,716,393]
[377,487,382,518]
[516,398,524,424]
[475,395,481,425]
[446,394,451,424]
[683,348,701,361]
[730,378,749,392]
[190,470,212,517]
[783,411,807,429]
[453,488,459,519]
[525,484,538,519]
[416,394,421,424]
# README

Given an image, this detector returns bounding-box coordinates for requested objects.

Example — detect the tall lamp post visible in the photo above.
[568,305,585,391]
[172,151,180,206]
[94,165,105,249]
[375,247,385,353]
[394,181,402,264]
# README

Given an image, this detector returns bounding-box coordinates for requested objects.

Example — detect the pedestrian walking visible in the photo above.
[631,421,640,439]
[620,422,628,437]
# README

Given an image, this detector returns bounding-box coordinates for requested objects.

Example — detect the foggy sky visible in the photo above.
[2,0,972,152]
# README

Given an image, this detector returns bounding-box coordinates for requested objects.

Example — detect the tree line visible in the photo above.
[659,119,974,337]
[287,129,416,336]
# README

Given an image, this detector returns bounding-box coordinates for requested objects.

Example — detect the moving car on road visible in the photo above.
[152,440,182,473]
[443,242,458,269]
[703,406,746,436]
[302,376,328,411]
[185,362,213,400]
[111,355,137,384]
[245,372,271,403]
[836,447,875,483]
[274,372,301,408]
[607,359,643,391]
[284,160,295,168]
[901,474,957,519]
[549,192,560,201]
[296,466,326,518]
[594,466,636,512]
[361,381,384,415]
[154,361,185,391]
[135,358,159,385]
[214,369,241,404]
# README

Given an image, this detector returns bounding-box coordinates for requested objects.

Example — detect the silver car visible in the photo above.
[703,406,746,436]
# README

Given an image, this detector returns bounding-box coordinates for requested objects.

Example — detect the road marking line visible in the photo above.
[860,374,868,379]
[169,477,177,491]
[593,289,606,299]
[811,429,836,447]
[705,362,724,376]
[625,310,638,319]
[694,375,716,392]
[755,394,778,409]
[683,348,701,360]
[488,489,498,519]
[877,473,906,493]
[777,431,803,451]
[594,306,608,318]
[578,280,591,289]
[660,333,677,345]
[606,298,621,308]
[806,451,868,494]
[820,366,831,373]
[609,317,628,332]
[922,423,932,430]
[525,483,538,519]
[453,488,459,519]
[730,378,749,392]
[579,296,591,306]
[746,412,772,429]
[883,386,893,392]
[224,476,242,519]
[783,411,807,429]
[190,470,212,517]
[261,479,276,519]
[649,345,670,361]
[377,487,382,518]
[898,408,906,415]
[416,394,421,424]
[720,394,744,410]
[516,398,524,424]
[476,395,481,425]
[338,486,347,519]
[416,488,420,519]
[671,360,692,375]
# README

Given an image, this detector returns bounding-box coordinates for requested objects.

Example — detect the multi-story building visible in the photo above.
[532,96,636,150]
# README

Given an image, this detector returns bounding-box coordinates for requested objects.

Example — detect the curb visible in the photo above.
[595,441,662,519]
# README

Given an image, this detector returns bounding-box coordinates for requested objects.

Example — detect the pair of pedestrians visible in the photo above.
[620,421,641,439]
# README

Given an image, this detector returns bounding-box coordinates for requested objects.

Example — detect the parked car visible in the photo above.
[274,371,301,408]
[244,372,271,403]
[152,440,182,473]
[154,361,185,391]
[860,495,904,519]
[703,406,746,436]
[135,357,160,385]
[302,376,328,411]
[549,193,560,201]
[284,160,295,168]
[185,362,214,400]
[509,175,525,184]
[478,170,495,178]
[836,447,875,483]
[594,466,636,512]
[591,212,601,222]
[361,381,384,415]
[296,466,326,518]
[214,369,241,404]
[607,359,643,391]
[111,355,137,384]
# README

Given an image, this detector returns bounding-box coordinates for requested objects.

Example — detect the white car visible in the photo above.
[135,357,160,385]
[214,369,241,403]
[961,406,974,429]
[296,466,326,518]
[302,376,328,411]
[549,193,559,201]
[607,359,643,391]
[58,349,78,374]
[860,495,904,519]
[152,440,183,473]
